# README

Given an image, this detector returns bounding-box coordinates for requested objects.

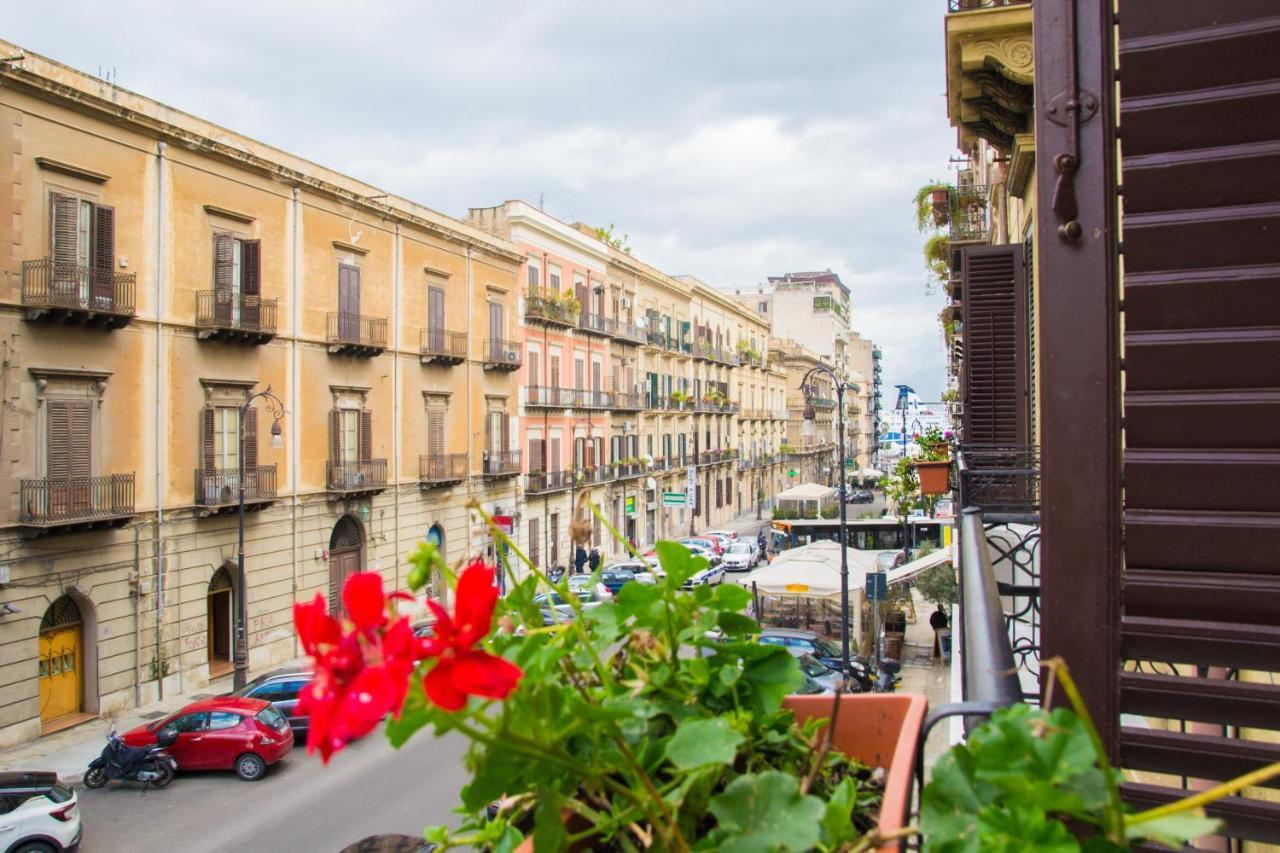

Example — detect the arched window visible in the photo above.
[330,515,363,551]
[40,596,81,631]
[427,523,444,550]
[209,565,233,594]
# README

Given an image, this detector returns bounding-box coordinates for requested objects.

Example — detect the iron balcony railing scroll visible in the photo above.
[419,328,468,363]
[957,443,1040,518]
[525,469,573,495]
[948,184,991,243]
[482,339,522,370]
[326,459,388,491]
[615,321,648,346]
[483,450,521,477]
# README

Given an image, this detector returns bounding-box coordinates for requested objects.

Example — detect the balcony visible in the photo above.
[194,466,278,515]
[525,469,573,495]
[21,259,136,329]
[326,459,388,499]
[615,321,648,346]
[195,291,277,344]
[945,0,1033,153]
[482,339,522,372]
[419,453,468,489]
[572,388,613,411]
[810,397,837,411]
[698,449,739,467]
[483,449,521,478]
[645,328,668,349]
[948,185,990,244]
[581,465,615,486]
[327,312,388,357]
[692,340,719,363]
[524,293,576,327]
[420,328,467,366]
[577,311,615,338]
[19,473,136,536]
[612,390,645,412]
[526,385,576,409]
[614,461,645,480]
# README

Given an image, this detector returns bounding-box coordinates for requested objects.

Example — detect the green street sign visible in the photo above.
[788,469,797,478]
[662,491,687,507]
[624,495,637,515]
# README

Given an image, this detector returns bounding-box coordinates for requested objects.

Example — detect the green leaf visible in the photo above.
[385,675,430,748]
[820,777,859,848]
[712,582,752,611]
[583,601,622,644]
[718,611,759,636]
[615,580,663,620]
[741,645,803,714]
[708,770,825,853]
[1125,809,1221,848]
[666,717,745,770]
[656,541,701,588]
[533,793,568,852]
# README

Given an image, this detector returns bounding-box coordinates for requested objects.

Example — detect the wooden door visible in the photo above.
[38,625,82,724]
[428,286,445,352]
[328,548,362,615]
[338,264,361,341]
[207,589,231,672]
[488,301,503,361]
[46,400,92,518]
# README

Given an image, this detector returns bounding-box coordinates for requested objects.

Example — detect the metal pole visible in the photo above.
[234,399,248,690]
[837,381,850,677]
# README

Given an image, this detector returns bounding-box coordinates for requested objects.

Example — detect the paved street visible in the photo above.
[76,724,469,852]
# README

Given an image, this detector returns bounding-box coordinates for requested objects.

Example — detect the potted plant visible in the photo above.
[914,181,952,230]
[912,426,952,495]
[298,503,929,851]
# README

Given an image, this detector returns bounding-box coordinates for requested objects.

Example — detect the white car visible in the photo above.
[607,558,664,583]
[703,532,734,553]
[705,529,739,542]
[0,771,81,853]
[682,562,726,588]
[720,540,758,572]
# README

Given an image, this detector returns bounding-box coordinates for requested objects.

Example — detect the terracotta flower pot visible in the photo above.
[914,459,952,495]
[514,693,927,852]
[784,693,927,852]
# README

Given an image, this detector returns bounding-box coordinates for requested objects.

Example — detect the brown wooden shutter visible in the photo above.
[500,413,510,455]
[213,234,234,323]
[359,410,373,461]
[960,244,1027,446]
[550,355,560,388]
[50,193,79,267]
[241,239,261,327]
[528,438,544,473]
[201,406,216,471]
[549,437,561,473]
[68,404,91,478]
[47,401,70,480]
[426,401,445,458]
[242,407,258,470]
[92,204,115,304]
[329,409,342,463]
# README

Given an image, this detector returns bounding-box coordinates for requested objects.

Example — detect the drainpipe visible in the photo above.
[153,140,168,699]
[133,525,141,707]
[463,245,473,607]
[392,222,402,592]
[289,186,301,658]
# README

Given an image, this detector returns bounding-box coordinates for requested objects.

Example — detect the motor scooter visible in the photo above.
[874,658,902,693]
[83,727,178,789]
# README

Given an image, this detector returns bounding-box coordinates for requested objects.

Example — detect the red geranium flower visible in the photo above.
[293,573,427,763]
[421,559,522,711]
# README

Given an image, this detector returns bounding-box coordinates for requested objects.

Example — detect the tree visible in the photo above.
[593,223,631,254]
[914,562,958,607]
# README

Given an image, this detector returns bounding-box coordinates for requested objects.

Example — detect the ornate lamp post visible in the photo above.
[234,385,285,690]
[800,366,858,677]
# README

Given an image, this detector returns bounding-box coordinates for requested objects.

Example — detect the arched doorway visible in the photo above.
[207,565,234,677]
[329,515,364,614]
[38,596,83,726]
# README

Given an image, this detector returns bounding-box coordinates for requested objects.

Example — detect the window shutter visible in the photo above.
[500,413,510,454]
[329,409,342,462]
[91,204,116,306]
[960,244,1028,446]
[242,407,258,470]
[549,437,561,472]
[360,410,373,461]
[47,401,70,480]
[241,239,261,328]
[529,437,544,472]
[201,406,216,471]
[550,355,561,388]
[50,193,79,267]
[68,402,91,479]
[426,402,445,458]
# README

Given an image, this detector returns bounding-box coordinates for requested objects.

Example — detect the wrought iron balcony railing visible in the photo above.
[482,339,522,371]
[948,0,1030,10]
[615,321,648,346]
[420,328,467,365]
[419,453,468,486]
[612,390,645,411]
[326,460,388,493]
[577,311,615,337]
[196,291,278,342]
[524,294,576,327]
[19,473,137,528]
[614,462,645,480]
[526,385,577,408]
[21,259,136,327]
[195,466,278,507]
[525,469,573,495]
[948,184,991,243]
[326,312,388,355]
[483,449,521,477]
[957,444,1040,517]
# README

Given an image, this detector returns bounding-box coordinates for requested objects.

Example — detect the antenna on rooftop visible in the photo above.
[538,192,545,211]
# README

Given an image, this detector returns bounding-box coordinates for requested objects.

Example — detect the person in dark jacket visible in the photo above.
[574,545,588,575]
[587,548,601,573]
[929,604,950,658]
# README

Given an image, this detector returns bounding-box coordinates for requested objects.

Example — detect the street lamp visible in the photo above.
[801,365,858,677]
[234,385,285,690]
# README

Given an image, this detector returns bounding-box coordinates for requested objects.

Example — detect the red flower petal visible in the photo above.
[453,560,498,648]
[342,572,387,632]
[294,594,340,655]
[423,658,468,711]
[337,666,394,739]
[451,650,523,700]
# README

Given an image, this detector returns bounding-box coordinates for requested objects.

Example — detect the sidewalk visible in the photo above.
[0,658,305,785]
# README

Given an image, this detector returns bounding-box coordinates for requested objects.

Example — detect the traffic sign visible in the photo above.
[662,491,687,507]
[865,571,888,601]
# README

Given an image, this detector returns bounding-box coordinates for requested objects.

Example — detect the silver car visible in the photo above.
[721,540,758,572]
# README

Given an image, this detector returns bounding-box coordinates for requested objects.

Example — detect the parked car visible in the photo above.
[702,532,734,553]
[606,557,663,583]
[680,537,723,557]
[720,540,759,572]
[229,665,314,740]
[123,696,293,781]
[850,489,875,504]
[705,529,739,542]
[0,771,80,853]
[534,588,608,624]
[600,569,641,595]
[794,653,861,693]
[758,629,848,673]
[566,575,613,600]
[681,562,725,589]
[678,540,722,566]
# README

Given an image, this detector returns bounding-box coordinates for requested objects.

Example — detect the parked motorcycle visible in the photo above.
[546,565,566,584]
[874,658,902,693]
[844,656,876,693]
[83,728,177,789]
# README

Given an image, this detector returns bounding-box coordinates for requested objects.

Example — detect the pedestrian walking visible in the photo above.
[929,604,950,658]
[587,547,601,573]
[574,544,588,575]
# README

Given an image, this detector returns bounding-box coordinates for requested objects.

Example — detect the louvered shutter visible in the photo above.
[242,408,258,470]
[360,410,373,461]
[68,404,90,478]
[201,407,216,471]
[329,409,342,464]
[428,286,445,353]
[550,355,561,388]
[528,437,544,473]
[50,193,79,302]
[500,413,510,456]
[92,205,115,306]
[960,244,1027,446]
[47,402,70,480]
[241,239,261,328]
[549,437,561,473]
[213,234,234,323]
[426,401,445,458]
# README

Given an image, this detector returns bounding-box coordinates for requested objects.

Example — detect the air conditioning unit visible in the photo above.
[620,296,631,309]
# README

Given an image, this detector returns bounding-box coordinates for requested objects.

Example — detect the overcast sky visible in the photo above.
[9,1,957,398]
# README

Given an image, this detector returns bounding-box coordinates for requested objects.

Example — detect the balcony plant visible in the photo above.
[560,290,581,320]
[912,427,952,495]
[300,502,928,851]
[914,180,952,229]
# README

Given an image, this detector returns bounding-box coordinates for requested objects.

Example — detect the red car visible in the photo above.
[123,696,293,781]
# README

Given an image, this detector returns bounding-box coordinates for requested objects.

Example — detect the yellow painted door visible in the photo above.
[38,626,82,723]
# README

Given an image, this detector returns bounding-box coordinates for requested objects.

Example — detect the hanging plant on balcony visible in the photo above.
[912,426,952,495]
[560,290,581,318]
[914,180,953,230]
[923,234,951,293]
